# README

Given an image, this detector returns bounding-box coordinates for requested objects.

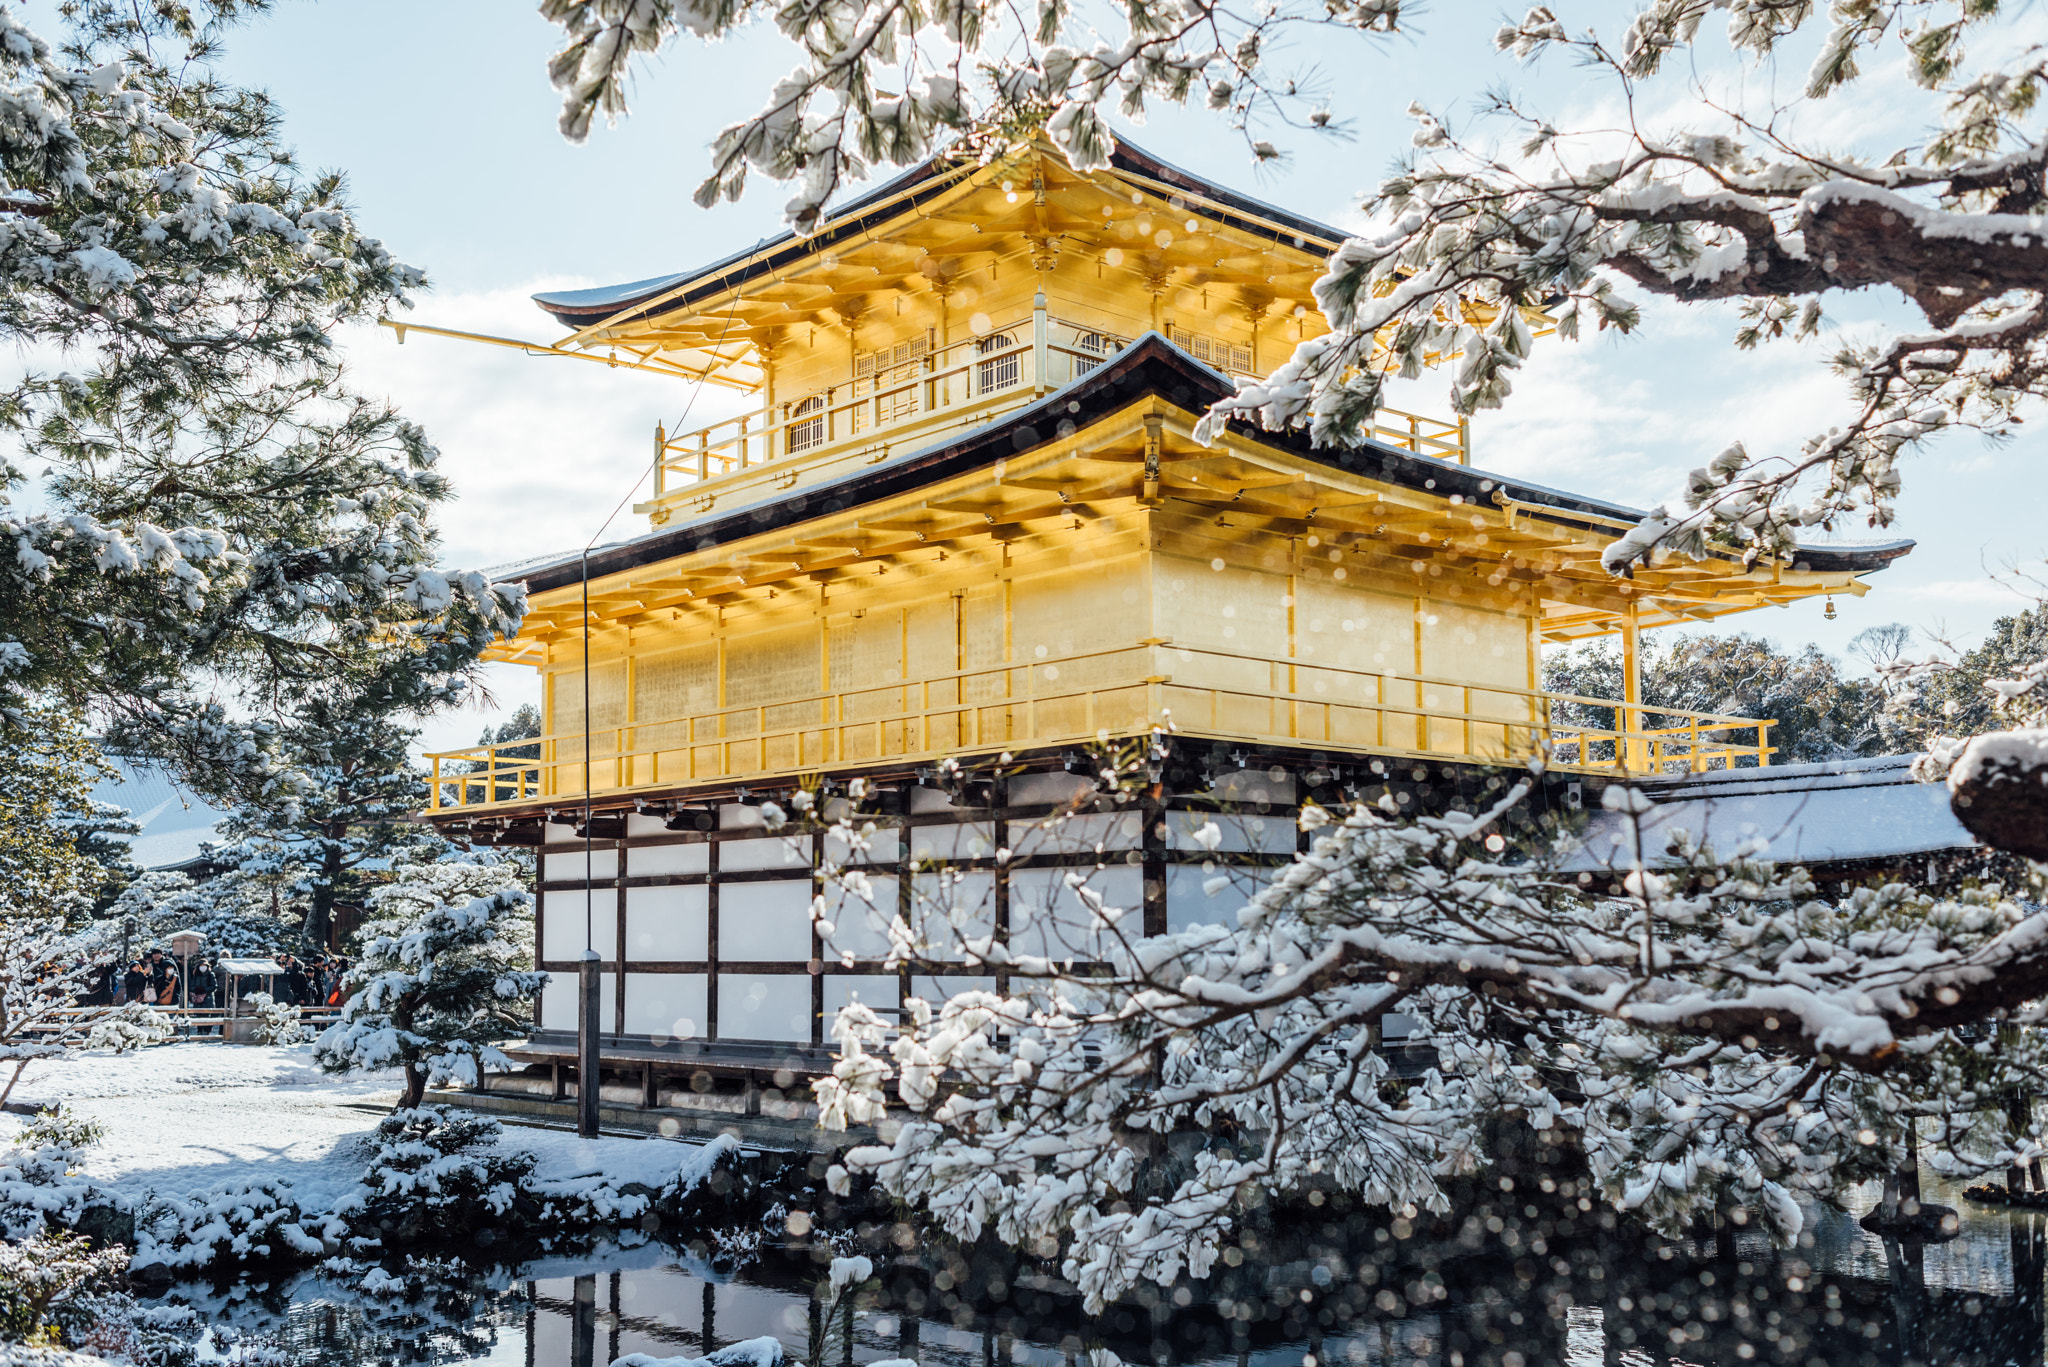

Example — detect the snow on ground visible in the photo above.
[0,1043,710,1216]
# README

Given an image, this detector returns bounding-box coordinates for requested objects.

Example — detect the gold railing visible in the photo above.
[646,315,1468,499]
[425,644,1770,812]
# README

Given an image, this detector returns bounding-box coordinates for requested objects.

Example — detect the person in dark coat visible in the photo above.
[121,961,147,1005]
[282,956,311,1007]
[188,959,218,1011]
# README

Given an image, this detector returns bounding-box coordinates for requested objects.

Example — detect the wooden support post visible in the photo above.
[1031,289,1049,394]
[577,950,601,1137]
[1621,601,1643,773]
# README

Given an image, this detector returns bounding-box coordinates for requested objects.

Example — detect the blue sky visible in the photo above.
[190,1,2048,752]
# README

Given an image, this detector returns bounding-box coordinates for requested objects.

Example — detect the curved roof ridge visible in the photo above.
[530,138,1354,330]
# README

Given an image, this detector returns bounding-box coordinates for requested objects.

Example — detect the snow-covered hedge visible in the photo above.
[616,1338,785,1367]
[324,1107,733,1249]
[0,1110,105,1240]
[133,1178,323,1271]
[242,993,306,1046]
[328,1108,535,1248]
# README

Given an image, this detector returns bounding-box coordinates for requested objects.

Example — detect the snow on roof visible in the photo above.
[1568,754,1976,871]
[90,756,230,871]
[218,958,286,975]
[530,271,694,311]
[482,541,636,582]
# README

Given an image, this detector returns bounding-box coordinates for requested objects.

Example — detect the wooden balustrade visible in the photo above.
[426,643,1772,813]
[646,316,1469,500]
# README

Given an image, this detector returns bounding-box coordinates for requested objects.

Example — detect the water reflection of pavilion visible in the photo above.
[511,1200,2048,1367]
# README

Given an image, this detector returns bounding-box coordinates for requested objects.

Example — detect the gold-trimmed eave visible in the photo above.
[485,394,1880,664]
[557,141,1359,377]
[554,140,1554,385]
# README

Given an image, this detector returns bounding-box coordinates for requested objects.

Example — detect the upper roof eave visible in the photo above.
[504,332,1914,597]
[529,138,1353,331]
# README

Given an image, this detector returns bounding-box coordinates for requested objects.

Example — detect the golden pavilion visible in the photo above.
[405,138,1910,1104]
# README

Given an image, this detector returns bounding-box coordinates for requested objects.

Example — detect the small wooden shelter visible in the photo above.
[409,138,1910,1097]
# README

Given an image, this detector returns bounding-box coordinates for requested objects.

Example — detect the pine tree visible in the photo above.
[313,861,545,1110]
[217,696,453,950]
[1880,607,2048,752]
[0,706,133,920]
[0,3,523,804]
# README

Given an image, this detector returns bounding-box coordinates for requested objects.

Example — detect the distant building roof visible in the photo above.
[1572,755,1976,872]
[90,757,230,872]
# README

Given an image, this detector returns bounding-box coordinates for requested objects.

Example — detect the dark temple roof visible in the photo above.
[530,140,1352,331]
[512,332,1914,595]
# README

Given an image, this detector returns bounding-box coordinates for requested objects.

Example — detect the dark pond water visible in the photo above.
[149,1172,2048,1367]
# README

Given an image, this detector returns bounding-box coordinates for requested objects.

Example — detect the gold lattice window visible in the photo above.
[1168,325,1253,376]
[786,393,826,453]
[976,333,1019,393]
[1075,330,1122,375]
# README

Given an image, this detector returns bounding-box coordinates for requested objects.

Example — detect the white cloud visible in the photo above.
[343,283,756,757]
[342,282,753,577]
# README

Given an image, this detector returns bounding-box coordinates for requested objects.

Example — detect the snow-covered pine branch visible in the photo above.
[313,861,545,1110]
[1197,3,2048,575]
[809,758,2048,1311]
[539,0,1397,232]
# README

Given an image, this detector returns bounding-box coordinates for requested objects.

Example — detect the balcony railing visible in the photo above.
[424,644,1770,813]
[646,313,1468,501]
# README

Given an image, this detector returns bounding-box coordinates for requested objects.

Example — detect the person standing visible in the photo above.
[121,960,147,1006]
[283,955,311,1008]
[189,958,217,1011]
[80,960,114,1006]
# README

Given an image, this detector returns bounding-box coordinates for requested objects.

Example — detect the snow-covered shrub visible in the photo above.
[651,1133,746,1219]
[0,1110,105,1240]
[615,1338,785,1367]
[133,1179,322,1272]
[53,1296,201,1367]
[329,1106,670,1247]
[79,1003,175,1053]
[242,994,306,1046]
[314,863,543,1109]
[0,1232,124,1344]
[329,1108,536,1247]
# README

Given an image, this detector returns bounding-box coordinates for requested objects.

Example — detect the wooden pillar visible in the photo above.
[757,336,778,464]
[1031,288,1050,394]
[705,837,721,1041]
[810,827,825,1048]
[1621,601,1643,772]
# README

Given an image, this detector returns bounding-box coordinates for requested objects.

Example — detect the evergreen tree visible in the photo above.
[1544,633,1886,766]
[0,2,523,804]
[218,697,450,949]
[0,707,134,920]
[1879,606,2048,753]
[313,861,544,1110]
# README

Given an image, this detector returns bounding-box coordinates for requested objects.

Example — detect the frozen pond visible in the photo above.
[143,1168,2048,1367]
